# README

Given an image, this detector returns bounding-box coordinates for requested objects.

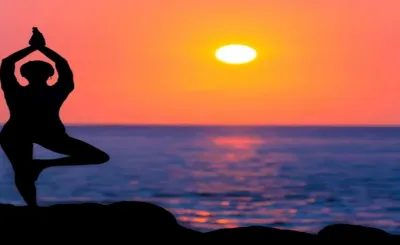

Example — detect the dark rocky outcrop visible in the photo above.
[1,201,400,243]
[318,224,394,240]
[204,226,318,240]
[0,201,201,242]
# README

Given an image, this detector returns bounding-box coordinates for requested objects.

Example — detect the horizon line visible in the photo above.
[1,123,397,128]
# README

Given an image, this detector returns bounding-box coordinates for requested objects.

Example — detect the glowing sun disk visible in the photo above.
[215,44,257,64]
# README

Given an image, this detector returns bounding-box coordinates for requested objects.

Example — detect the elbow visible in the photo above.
[0,59,12,72]
[67,84,75,92]
[1,58,10,64]
[1,58,14,69]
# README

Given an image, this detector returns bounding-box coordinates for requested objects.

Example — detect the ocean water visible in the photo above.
[0,125,400,233]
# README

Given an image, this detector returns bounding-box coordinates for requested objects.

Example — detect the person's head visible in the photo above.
[20,60,54,86]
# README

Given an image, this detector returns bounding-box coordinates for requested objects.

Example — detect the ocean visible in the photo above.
[0,125,400,234]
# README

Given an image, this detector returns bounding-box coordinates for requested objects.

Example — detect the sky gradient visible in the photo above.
[0,0,399,125]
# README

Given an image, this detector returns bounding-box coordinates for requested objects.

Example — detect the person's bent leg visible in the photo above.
[34,134,109,170]
[0,135,37,207]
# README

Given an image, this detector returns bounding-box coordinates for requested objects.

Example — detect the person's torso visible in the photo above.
[3,87,67,136]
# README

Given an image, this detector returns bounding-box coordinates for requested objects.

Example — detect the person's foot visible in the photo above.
[14,171,38,207]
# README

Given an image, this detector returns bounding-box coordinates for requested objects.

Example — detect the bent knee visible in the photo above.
[92,150,110,164]
[73,148,109,164]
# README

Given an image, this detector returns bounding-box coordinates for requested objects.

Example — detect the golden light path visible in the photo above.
[215,44,257,64]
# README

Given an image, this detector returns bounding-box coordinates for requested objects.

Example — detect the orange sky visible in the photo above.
[0,0,399,125]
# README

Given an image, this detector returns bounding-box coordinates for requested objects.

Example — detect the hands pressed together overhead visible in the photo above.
[29,27,46,48]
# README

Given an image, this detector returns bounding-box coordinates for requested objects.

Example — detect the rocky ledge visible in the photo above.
[1,201,399,243]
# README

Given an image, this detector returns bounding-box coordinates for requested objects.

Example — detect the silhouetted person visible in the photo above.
[0,27,109,207]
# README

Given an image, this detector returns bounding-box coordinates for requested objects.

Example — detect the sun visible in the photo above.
[215,44,257,64]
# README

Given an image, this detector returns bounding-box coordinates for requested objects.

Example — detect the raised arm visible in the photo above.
[37,46,74,93]
[0,46,36,92]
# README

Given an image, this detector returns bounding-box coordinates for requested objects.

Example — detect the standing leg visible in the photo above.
[34,134,109,171]
[0,135,36,206]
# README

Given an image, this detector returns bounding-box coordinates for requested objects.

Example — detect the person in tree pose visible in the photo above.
[0,27,109,206]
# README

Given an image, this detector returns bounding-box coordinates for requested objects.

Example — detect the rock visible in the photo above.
[0,202,399,243]
[0,201,201,241]
[204,226,318,240]
[318,224,393,241]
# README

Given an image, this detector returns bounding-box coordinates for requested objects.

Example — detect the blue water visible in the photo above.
[0,126,400,233]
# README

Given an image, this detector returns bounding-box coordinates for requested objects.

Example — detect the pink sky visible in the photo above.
[0,0,399,125]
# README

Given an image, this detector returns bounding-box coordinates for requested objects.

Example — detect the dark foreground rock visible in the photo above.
[0,201,201,241]
[204,226,318,240]
[1,201,400,243]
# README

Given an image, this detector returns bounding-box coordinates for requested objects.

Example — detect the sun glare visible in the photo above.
[215,44,257,64]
